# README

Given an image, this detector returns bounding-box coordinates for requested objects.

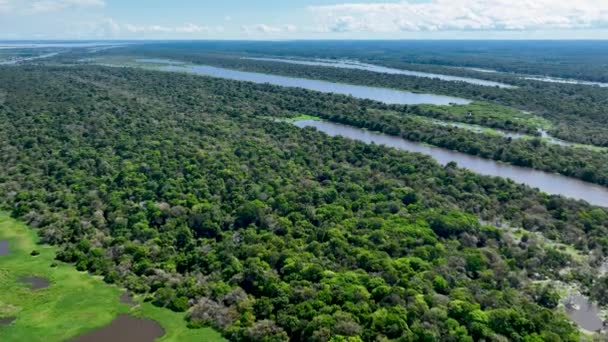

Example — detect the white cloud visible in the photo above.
[309,0,608,32]
[0,0,11,13]
[284,24,297,33]
[242,24,298,35]
[0,0,104,14]
[123,23,211,34]
[66,19,223,38]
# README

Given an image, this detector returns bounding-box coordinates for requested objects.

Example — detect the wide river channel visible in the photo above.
[294,120,608,207]
[145,61,471,105]
[246,57,514,88]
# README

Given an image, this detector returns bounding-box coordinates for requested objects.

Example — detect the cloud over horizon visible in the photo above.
[1,0,608,39]
[1,0,105,14]
[309,0,608,33]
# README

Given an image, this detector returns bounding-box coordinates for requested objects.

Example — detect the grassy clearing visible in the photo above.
[261,114,323,123]
[419,101,552,131]
[281,114,322,122]
[0,213,224,342]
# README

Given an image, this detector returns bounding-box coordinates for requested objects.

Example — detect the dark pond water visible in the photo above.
[564,295,605,332]
[70,314,164,342]
[294,120,608,207]
[145,61,471,105]
[0,240,8,256]
[19,276,50,290]
[247,57,514,88]
[0,317,15,325]
[119,292,137,306]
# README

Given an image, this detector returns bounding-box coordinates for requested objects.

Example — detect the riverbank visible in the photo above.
[0,213,224,342]
[291,119,608,206]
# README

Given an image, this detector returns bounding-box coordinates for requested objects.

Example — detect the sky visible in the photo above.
[1,0,608,40]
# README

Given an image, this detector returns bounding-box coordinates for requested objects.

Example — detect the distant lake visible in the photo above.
[246,57,514,89]
[294,120,608,207]
[146,61,471,106]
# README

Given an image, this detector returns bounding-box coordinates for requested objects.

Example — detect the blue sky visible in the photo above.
[1,0,608,40]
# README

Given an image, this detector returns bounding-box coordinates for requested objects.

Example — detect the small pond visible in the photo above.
[563,295,605,332]
[0,240,8,256]
[70,314,165,342]
[19,276,50,290]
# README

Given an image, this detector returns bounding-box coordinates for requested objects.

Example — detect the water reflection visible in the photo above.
[564,295,605,332]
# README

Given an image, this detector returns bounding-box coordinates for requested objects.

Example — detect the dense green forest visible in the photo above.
[1,64,608,341]
[71,52,608,187]
[95,45,608,147]
[49,55,608,188]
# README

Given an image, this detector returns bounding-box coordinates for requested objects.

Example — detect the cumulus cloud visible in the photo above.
[309,0,608,32]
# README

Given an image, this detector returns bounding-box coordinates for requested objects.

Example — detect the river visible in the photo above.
[136,59,471,106]
[294,120,608,207]
[246,57,514,89]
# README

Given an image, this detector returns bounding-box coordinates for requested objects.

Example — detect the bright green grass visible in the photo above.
[0,213,224,342]
[283,114,322,122]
